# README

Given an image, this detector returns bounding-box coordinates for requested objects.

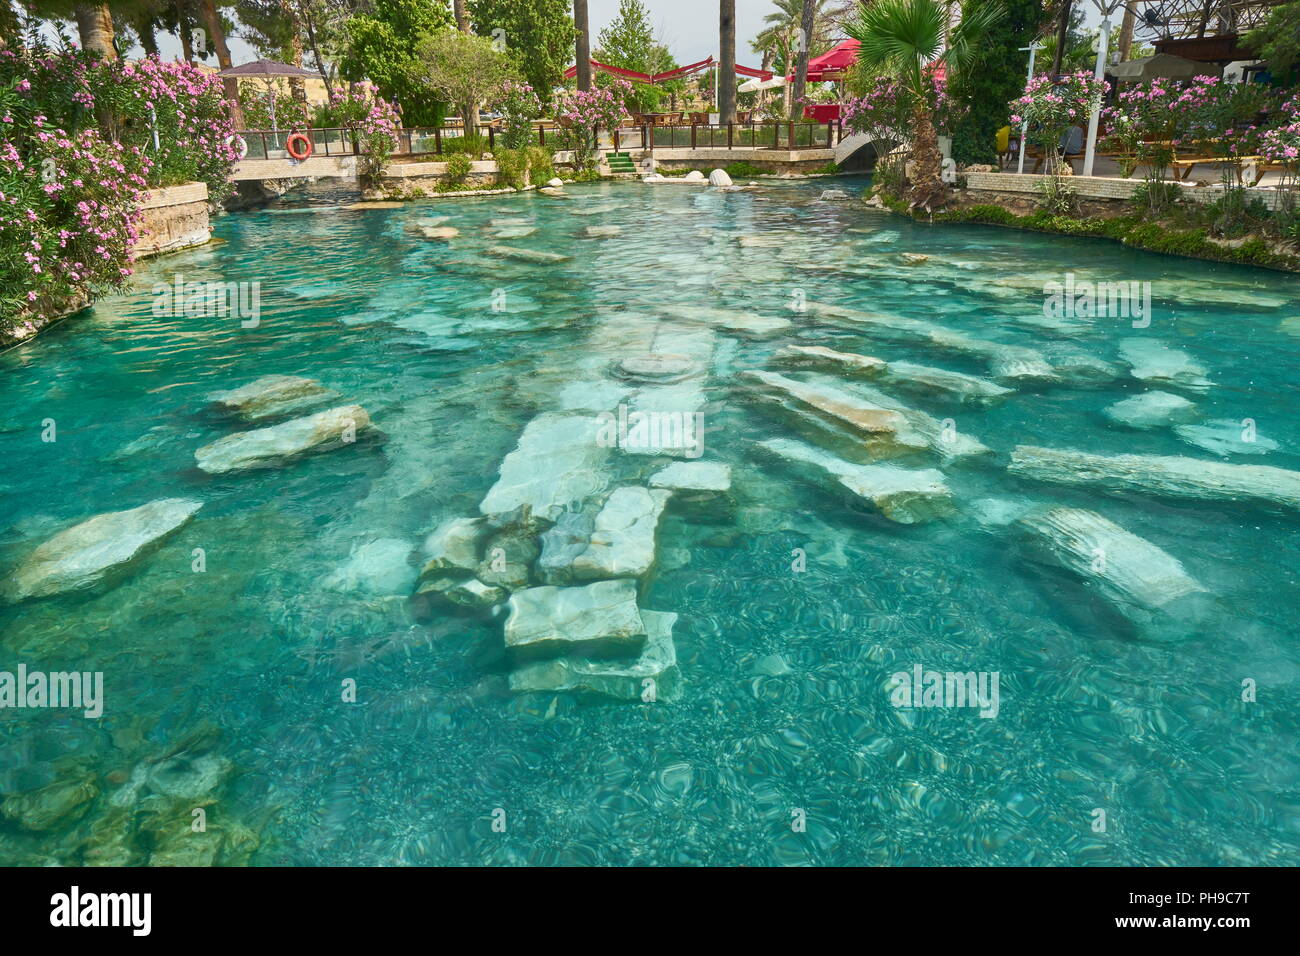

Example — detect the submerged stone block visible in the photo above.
[195,405,371,474]
[1015,506,1209,638]
[3,498,203,603]
[1008,445,1300,513]
[753,437,955,524]
[508,609,681,701]
[504,579,646,660]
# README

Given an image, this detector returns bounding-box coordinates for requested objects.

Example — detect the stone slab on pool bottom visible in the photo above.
[504,579,646,661]
[1015,506,1209,638]
[195,405,371,474]
[509,609,681,701]
[1008,445,1300,513]
[3,498,203,603]
[1104,391,1200,430]
[479,412,611,529]
[206,374,340,423]
[572,486,673,581]
[753,437,955,525]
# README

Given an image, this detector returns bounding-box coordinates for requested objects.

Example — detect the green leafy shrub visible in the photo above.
[441,134,489,156]
[526,146,555,185]
[445,151,473,184]
[495,148,527,189]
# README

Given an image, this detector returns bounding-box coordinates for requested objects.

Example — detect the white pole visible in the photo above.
[1082,18,1111,177]
[1017,43,1041,174]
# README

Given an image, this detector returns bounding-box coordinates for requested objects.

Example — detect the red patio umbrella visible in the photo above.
[789,38,861,82]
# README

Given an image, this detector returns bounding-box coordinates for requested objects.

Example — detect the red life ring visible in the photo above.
[286,132,313,160]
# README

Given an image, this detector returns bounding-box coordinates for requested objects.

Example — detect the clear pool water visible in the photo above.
[2,177,1298,865]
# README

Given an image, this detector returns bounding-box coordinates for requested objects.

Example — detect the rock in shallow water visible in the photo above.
[1008,445,1300,513]
[571,486,672,581]
[479,413,611,529]
[753,437,955,524]
[195,405,372,474]
[2,498,203,603]
[1119,338,1212,389]
[1175,419,1279,457]
[207,374,340,423]
[1104,391,1199,430]
[508,609,681,701]
[504,579,645,661]
[1015,506,1209,638]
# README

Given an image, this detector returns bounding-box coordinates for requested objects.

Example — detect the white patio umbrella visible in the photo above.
[739,75,787,94]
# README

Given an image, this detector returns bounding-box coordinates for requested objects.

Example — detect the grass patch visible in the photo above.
[881,192,1300,272]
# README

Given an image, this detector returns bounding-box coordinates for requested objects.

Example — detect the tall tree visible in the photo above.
[719,0,735,123]
[790,0,816,118]
[594,0,660,112]
[846,0,1004,210]
[415,29,516,133]
[340,0,453,126]
[948,0,1047,165]
[574,0,591,91]
[469,0,573,106]
[196,0,244,125]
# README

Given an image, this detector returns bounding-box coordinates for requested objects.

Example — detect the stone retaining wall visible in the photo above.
[136,182,211,257]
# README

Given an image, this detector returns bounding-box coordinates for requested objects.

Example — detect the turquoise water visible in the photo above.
[2,177,1299,865]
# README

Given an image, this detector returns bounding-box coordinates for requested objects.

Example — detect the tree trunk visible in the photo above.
[780,39,792,118]
[75,5,117,60]
[1050,0,1071,76]
[179,2,195,64]
[907,100,947,212]
[298,0,333,100]
[278,0,306,104]
[790,0,815,120]
[199,0,244,128]
[575,0,592,92]
[136,13,159,57]
[719,0,736,124]
[1117,5,1136,61]
[452,0,479,131]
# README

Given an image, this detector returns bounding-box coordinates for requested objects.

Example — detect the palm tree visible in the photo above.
[719,0,735,124]
[574,0,592,92]
[791,0,817,119]
[74,4,118,58]
[845,0,1004,211]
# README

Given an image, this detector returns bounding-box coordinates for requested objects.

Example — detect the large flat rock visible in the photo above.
[479,413,611,528]
[509,609,681,701]
[806,302,1058,384]
[879,361,1013,407]
[1175,419,1279,457]
[662,304,792,337]
[774,344,888,378]
[1104,391,1200,430]
[572,486,673,581]
[206,375,340,423]
[1008,445,1300,513]
[1119,338,1212,389]
[743,369,929,462]
[754,437,954,524]
[504,579,646,661]
[3,498,202,603]
[195,405,371,474]
[1015,506,1208,636]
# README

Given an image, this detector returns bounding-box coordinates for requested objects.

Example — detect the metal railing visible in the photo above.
[235,119,845,162]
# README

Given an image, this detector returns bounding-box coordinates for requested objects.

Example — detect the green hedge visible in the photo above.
[881,195,1300,272]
